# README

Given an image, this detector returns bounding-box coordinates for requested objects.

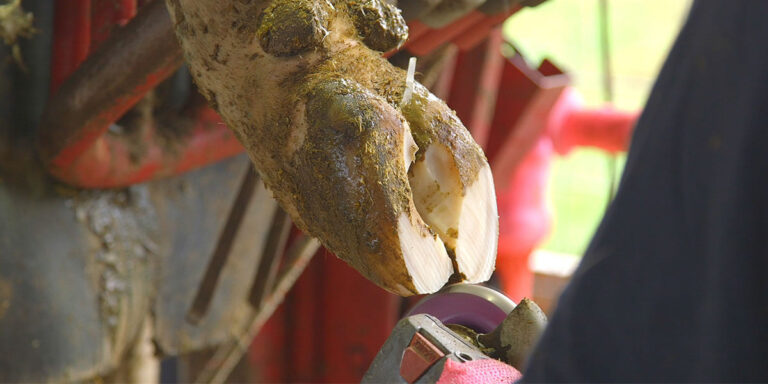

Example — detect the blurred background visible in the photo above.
[505,0,691,258]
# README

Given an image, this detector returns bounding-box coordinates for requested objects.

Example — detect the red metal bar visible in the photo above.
[248,229,325,383]
[43,1,525,189]
[405,11,485,55]
[55,109,242,188]
[320,254,400,383]
[41,0,243,188]
[50,0,91,94]
[116,0,138,25]
[248,304,289,382]
[431,49,458,100]
[560,108,637,153]
[248,251,400,383]
[446,29,505,149]
[91,0,137,49]
[285,257,322,382]
[452,6,521,50]
[550,88,639,155]
[484,56,542,163]
[486,55,569,189]
[406,20,430,43]
[404,8,519,56]
[91,0,116,48]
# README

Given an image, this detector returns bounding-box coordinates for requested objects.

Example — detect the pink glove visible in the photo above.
[437,358,522,384]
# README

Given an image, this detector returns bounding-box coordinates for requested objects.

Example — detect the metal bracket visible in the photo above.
[362,314,489,384]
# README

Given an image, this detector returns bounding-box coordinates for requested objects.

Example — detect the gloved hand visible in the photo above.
[437,359,522,384]
[437,297,547,383]
[165,0,498,295]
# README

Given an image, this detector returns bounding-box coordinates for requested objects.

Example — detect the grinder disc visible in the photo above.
[406,284,516,333]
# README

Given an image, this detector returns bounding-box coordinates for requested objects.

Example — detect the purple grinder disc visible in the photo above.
[406,285,515,334]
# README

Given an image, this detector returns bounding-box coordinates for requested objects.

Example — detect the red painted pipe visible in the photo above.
[55,107,243,188]
[91,0,137,48]
[452,6,521,50]
[403,7,520,56]
[549,88,638,155]
[41,0,242,188]
[50,0,91,94]
[406,11,486,55]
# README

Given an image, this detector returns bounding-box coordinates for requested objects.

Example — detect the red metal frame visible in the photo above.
[249,252,400,383]
[447,27,506,148]
[404,7,520,56]
[486,57,571,188]
[38,2,640,382]
[50,0,91,94]
[43,0,241,188]
[41,1,522,188]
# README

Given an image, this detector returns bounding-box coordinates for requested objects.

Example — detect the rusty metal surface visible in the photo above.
[0,182,108,382]
[0,4,122,381]
[0,2,555,383]
[0,170,158,382]
[0,151,287,382]
[1,2,294,381]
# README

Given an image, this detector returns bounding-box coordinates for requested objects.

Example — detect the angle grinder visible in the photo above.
[363,284,547,383]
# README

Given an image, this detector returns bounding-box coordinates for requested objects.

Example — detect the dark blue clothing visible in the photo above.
[522,1,768,381]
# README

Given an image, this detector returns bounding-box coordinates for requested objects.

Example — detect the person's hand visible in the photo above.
[166,0,498,295]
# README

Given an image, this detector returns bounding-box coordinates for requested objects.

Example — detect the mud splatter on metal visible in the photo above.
[70,187,157,337]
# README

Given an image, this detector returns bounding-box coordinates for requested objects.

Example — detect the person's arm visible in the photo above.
[523,1,768,381]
